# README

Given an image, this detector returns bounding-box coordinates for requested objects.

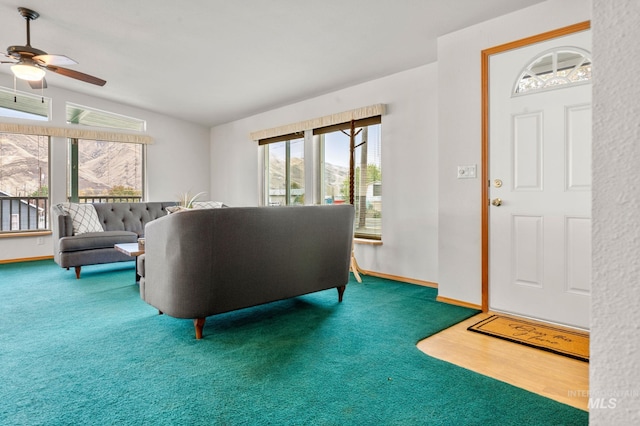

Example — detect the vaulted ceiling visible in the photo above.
[0,0,544,127]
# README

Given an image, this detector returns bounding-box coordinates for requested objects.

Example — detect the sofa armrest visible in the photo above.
[51,204,73,239]
[51,204,74,265]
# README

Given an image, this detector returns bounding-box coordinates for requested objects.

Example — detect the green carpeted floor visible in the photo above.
[0,260,588,425]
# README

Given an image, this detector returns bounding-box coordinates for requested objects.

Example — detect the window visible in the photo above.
[256,104,384,241]
[316,118,382,239]
[515,47,592,95]
[69,139,144,203]
[0,133,50,232]
[67,103,146,131]
[0,87,50,121]
[263,135,304,206]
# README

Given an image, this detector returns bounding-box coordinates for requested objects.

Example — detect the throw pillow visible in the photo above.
[166,205,189,214]
[59,203,104,235]
[191,201,224,209]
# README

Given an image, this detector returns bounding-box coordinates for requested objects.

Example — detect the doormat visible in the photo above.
[467,315,589,362]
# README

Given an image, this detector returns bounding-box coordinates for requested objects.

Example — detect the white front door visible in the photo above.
[489,30,592,329]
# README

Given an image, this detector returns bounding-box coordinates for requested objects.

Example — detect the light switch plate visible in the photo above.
[457,165,477,179]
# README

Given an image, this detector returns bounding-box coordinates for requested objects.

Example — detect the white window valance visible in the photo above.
[0,122,153,144]
[250,104,386,141]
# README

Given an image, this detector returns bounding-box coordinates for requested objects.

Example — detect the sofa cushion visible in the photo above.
[58,231,138,252]
[59,203,104,235]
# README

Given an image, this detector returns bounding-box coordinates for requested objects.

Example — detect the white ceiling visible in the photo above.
[0,0,544,127]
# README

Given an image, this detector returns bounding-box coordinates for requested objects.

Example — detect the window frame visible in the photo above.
[263,135,305,206]
[258,114,382,241]
[66,102,147,132]
[0,133,51,234]
[513,46,592,96]
[0,86,51,121]
[316,118,382,240]
[68,138,146,203]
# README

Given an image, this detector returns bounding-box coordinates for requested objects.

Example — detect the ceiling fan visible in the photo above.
[1,7,106,89]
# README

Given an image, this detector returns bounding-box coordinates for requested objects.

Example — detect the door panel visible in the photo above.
[566,104,592,190]
[513,112,543,190]
[512,215,543,288]
[566,216,591,295]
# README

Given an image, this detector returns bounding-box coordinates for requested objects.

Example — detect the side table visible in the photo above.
[114,242,145,283]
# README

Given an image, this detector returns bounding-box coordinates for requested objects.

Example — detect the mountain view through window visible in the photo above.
[72,139,144,202]
[0,133,49,231]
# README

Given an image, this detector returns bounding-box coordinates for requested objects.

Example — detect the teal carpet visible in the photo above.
[0,260,587,425]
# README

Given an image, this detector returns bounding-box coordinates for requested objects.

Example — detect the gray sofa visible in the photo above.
[138,205,355,339]
[52,202,176,279]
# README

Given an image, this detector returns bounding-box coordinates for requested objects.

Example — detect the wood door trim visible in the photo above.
[480,21,591,311]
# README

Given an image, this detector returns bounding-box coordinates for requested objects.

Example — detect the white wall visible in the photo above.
[591,0,640,422]
[0,74,210,261]
[211,64,439,283]
[436,0,592,305]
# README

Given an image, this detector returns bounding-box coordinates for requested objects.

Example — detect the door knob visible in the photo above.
[491,198,502,207]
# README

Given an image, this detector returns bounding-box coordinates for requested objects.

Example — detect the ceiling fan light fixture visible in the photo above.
[11,63,46,81]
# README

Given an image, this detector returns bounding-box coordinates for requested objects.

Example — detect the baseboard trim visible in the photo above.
[0,255,54,264]
[360,269,438,288]
[436,295,482,310]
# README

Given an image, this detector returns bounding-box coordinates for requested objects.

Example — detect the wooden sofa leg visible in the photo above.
[337,285,346,302]
[194,318,206,339]
[74,266,81,279]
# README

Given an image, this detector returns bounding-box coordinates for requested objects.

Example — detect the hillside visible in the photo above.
[76,140,142,196]
[268,156,349,199]
[2,133,346,200]
[0,134,48,196]
[0,134,141,197]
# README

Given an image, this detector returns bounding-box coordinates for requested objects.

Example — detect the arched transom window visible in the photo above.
[514,47,591,95]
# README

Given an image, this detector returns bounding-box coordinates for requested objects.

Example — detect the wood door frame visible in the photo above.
[480,21,591,312]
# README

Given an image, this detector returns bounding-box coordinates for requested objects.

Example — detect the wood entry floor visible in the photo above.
[417,312,589,411]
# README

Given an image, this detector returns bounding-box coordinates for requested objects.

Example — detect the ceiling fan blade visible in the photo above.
[28,78,47,90]
[2,53,18,64]
[33,54,77,66]
[45,65,106,86]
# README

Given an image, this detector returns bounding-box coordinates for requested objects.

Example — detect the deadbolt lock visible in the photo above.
[494,179,503,188]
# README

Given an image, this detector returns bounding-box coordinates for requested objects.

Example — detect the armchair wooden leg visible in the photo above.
[337,285,346,302]
[194,318,206,339]
[74,266,81,279]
